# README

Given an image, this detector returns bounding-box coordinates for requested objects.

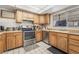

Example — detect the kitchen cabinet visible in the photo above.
[34,14,40,24]
[39,14,50,24]
[44,14,50,24]
[0,33,6,53]
[7,33,16,50]
[57,33,68,53]
[15,32,23,48]
[49,32,57,47]
[6,32,23,50]
[1,34,6,51]
[27,13,34,19]
[35,31,42,42]
[22,12,28,19]
[69,35,79,54]
[22,12,34,20]
[49,32,68,53]
[16,10,23,23]
[39,15,45,24]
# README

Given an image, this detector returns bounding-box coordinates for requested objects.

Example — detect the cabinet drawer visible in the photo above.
[69,45,79,53]
[49,32,57,35]
[15,32,22,35]
[6,33,15,36]
[57,33,67,37]
[69,35,79,40]
[69,39,79,46]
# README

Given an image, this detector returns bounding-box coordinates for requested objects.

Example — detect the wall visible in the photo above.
[0,18,18,27]
[0,18,34,28]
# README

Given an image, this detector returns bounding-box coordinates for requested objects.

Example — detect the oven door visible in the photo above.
[23,31,35,46]
[24,31,35,40]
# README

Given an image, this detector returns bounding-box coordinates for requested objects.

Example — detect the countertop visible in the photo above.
[0,30,22,35]
[1,30,79,36]
[42,29,79,35]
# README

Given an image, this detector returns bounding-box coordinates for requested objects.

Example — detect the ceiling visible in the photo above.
[0,5,72,14]
[26,5,49,11]
[14,5,54,14]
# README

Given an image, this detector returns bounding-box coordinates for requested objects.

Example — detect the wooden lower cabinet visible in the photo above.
[35,31,42,42]
[0,39,4,53]
[7,37,16,50]
[7,33,16,50]
[49,32,68,53]
[49,32,57,47]
[69,35,79,54]
[57,36,68,52]
[0,32,23,53]
[6,32,23,50]
[0,33,6,53]
[15,32,23,48]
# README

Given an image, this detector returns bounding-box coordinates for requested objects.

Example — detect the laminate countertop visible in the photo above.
[42,29,79,35]
[0,31,22,35]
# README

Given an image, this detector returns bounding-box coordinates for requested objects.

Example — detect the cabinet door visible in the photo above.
[49,32,57,47]
[0,36,4,53]
[7,37,16,50]
[22,12,28,19]
[1,34,6,51]
[45,14,50,24]
[15,32,23,47]
[34,15,40,24]
[35,31,42,42]
[39,15,45,24]
[0,34,6,53]
[16,10,23,23]
[27,13,34,19]
[57,36,68,52]
[69,38,79,53]
[7,33,16,50]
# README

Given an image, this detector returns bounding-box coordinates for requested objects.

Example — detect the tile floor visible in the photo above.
[3,42,52,54]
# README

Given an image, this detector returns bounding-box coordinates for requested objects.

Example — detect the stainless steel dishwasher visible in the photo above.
[43,31,49,44]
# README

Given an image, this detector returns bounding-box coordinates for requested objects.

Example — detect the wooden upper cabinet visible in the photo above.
[39,15,45,24]
[34,14,40,24]
[27,13,34,19]
[22,11,28,19]
[22,11,34,20]
[39,14,50,24]
[16,10,23,23]
[44,14,50,24]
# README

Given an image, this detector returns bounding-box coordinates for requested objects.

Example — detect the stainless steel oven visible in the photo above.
[22,28,36,47]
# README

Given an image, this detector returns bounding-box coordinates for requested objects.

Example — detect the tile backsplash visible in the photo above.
[0,18,19,27]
